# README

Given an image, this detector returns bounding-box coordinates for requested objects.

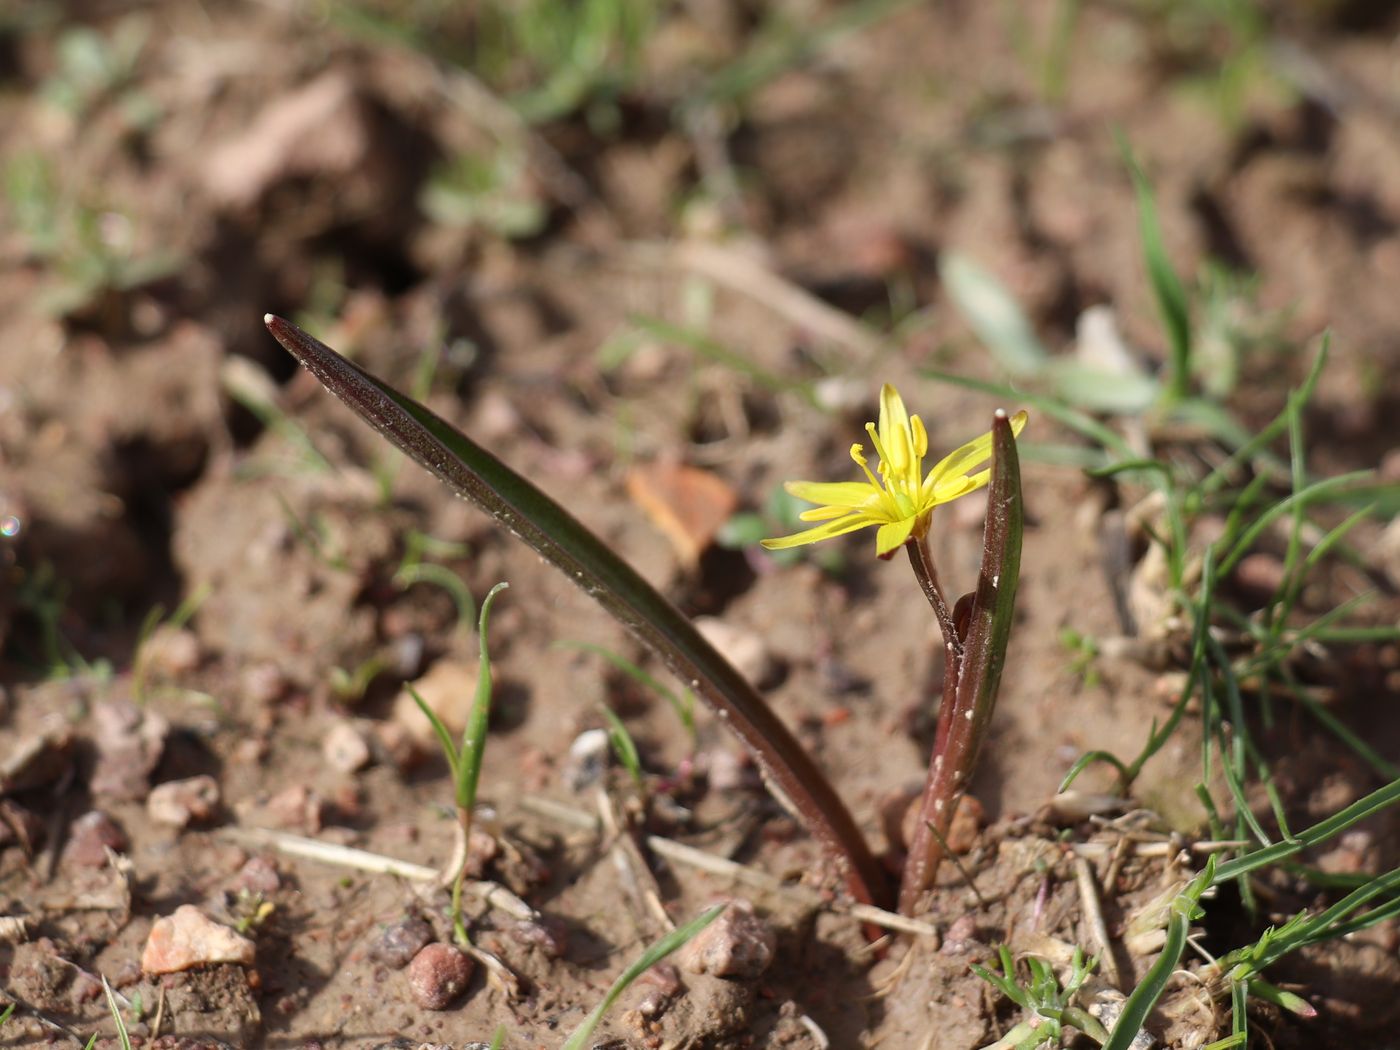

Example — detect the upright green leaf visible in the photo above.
[1121,141,1192,402]
[898,409,1023,914]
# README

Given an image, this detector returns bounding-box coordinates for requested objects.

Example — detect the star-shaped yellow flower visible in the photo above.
[761,384,1027,557]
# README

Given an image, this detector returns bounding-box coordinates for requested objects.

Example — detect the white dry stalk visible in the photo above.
[219,826,536,920]
[520,794,939,940]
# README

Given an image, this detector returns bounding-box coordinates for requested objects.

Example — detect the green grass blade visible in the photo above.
[102,976,133,1050]
[940,252,1049,377]
[1104,861,1214,1050]
[1213,778,1400,883]
[407,684,461,783]
[1121,139,1192,402]
[0,1002,13,1025]
[1197,337,1328,500]
[1058,749,1131,793]
[265,315,887,907]
[1217,470,1373,578]
[561,903,726,1050]
[393,562,477,633]
[599,705,645,788]
[457,582,508,811]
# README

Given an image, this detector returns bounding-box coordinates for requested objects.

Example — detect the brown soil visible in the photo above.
[2,3,1399,1048]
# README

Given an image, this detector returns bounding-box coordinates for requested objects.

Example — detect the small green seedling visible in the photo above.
[599,704,645,792]
[101,975,133,1050]
[972,945,1105,1049]
[409,581,509,946]
[1058,627,1100,688]
[132,582,211,703]
[393,530,476,633]
[560,903,725,1050]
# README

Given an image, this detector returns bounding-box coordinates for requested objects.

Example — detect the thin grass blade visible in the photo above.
[264,315,886,907]
[1103,861,1214,1050]
[458,582,508,810]
[561,903,725,1050]
[408,684,461,783]
[102,976,133,1050]
[1121,140,1191,402]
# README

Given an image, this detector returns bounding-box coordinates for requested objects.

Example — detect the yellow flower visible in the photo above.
[761,384,1027,558]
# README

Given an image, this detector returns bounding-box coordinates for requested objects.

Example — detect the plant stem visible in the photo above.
[907,534,964,663]
[451,805,471,947]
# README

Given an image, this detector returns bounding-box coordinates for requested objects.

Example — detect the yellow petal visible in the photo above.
[798,504,856,522]
[930,472,979,503]
[874,515,918,556]
[760,512,879,551]
[785,479,880,509]
[923,410,1027,497]
[878,384,912,473]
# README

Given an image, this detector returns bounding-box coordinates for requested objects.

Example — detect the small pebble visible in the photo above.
[631,962,682,1018]
[147,774,221,828]
[1233,552,1286,597]
[141,904,256,973]
[89,701,168,801]
[406,943,474,1009]
[506,916,568,959]
[564,728,610,791]
[704,748,757,793]
[900,793,983,854]
[141,625,202,678]
[0,720,73,794]
[229,855,281,896]
[264,784,325,832]
[323,721,372,773]
[64,810,128,867]
[391,660,479,746]
[242,662,289,706]
[369,915,434,970]
[678,899,775,979]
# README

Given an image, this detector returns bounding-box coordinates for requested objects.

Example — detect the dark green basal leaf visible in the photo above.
[264,315,888,908]
[897,408,1023,914]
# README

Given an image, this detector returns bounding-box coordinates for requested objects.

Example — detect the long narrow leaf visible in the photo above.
[1121,141,1191,402]
[1104,860,1214,1050]
[458,582,508,810]
[898,409,1022,914]
[264,316,887,906]
[1213,778,1400,883]
[561,904,725,1050]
